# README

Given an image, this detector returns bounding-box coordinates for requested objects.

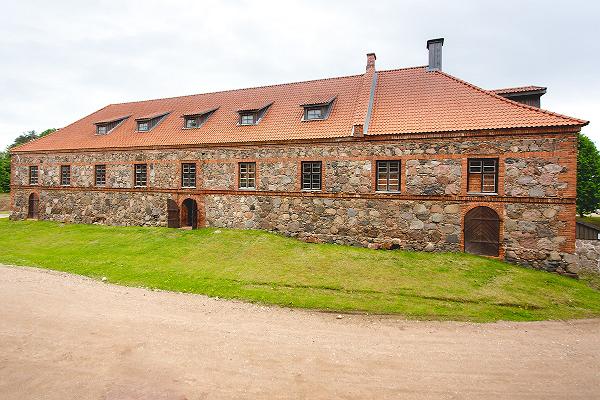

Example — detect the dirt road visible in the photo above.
[0,264,598,399]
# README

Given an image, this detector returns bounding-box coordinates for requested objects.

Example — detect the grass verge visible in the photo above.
[0,219,599,322]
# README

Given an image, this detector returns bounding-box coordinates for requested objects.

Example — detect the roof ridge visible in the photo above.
[490,85,546,93]
[435,71,588,126]
[377,65,428,74]
[108,72,365,106]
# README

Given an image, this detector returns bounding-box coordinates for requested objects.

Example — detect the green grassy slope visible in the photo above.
[0,219,598,322]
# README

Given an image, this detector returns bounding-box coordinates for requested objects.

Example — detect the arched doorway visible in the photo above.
[28,193,39,219]
[182,198,198,229]
[464,206,500,256]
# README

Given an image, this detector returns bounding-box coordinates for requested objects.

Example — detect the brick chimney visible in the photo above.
[426,38,444,71]
[366,53,376,70]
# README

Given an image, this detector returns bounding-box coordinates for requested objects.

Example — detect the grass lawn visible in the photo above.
[0,192,9,212]
[0,219,599,322]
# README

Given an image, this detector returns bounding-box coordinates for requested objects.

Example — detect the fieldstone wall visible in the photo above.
[575,239,600,274]
[10,133,578,273]
[405,159,461,195]
[204,195,462,251]
[11,189,169,226]
[504,157,570,198]
[503,203,575,273]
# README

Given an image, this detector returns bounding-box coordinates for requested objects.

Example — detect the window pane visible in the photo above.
[301,161,322,190]
[239,162,256,188]
[95,165,106,186]
[61,166,70,185]
[376,161,400,192]
[469,160,482,173]
[138,122,149,131]
[182,163,196,187]
[482,173,496,193]
[135,164,147,187]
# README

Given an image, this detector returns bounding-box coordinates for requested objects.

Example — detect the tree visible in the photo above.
[0,128,57,192]
[0,152,9,192]
[577,133,600,216]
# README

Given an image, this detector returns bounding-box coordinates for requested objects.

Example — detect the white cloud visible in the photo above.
[1,0,598,148]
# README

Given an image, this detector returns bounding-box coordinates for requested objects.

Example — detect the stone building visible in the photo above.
[10,39,587,274]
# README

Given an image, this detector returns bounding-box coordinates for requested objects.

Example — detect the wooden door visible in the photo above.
[28,193,39,219]
[464,206,499,256]
[167,199,180,228]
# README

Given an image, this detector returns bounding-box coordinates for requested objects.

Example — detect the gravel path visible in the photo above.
[0,264,598,399]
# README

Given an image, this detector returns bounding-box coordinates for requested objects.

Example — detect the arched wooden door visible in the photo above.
[182,198,198,229]
[28,193,39,219]
[464,206,500,256]
[167,199,180,228]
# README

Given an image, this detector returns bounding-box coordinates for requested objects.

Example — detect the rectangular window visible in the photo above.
[60,165,71,186]
[95,164,106,186]
[185,117,199,129]
[305,107,324,120]
[29,166,39,185]
[134,164,147,187]
[240,113,256,125]
[468,158,498,194]
[238,162,256,189]
[181,163,196,188]
[97,125,107,134]
[137,121,149,131]
[301,161,322,190]
[376,160,401,192]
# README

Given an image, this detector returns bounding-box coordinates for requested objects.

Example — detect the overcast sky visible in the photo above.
[1,0,598,149]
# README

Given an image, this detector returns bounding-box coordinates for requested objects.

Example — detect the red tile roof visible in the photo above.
[367,68,585,135]
[489,86,546,95]
[13,62,587,152]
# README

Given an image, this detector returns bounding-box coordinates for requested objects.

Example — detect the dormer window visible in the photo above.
[135,112,169,132]
[240,113,257,125]
[94,115,130,135]
[301,96,336,121]
[305,107,324,120]
[237,102,272,126]
[182,108,218,129]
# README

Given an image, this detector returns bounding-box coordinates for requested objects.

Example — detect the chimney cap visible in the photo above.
[426,38,444,49]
